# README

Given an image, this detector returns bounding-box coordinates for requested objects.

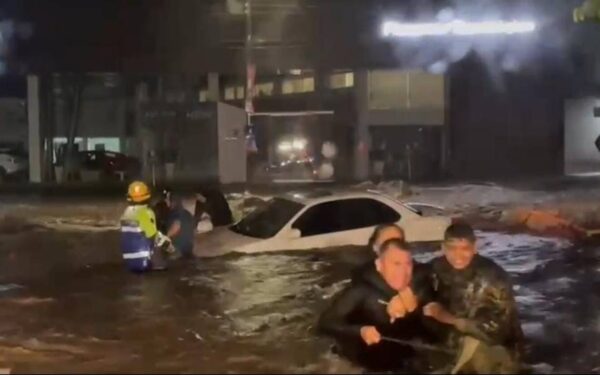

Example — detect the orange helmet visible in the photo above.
[127,181,151,203]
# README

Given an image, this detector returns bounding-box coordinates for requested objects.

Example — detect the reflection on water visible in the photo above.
[0,232,597,373]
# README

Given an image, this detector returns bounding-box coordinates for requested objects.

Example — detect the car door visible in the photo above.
[285,198,401,250]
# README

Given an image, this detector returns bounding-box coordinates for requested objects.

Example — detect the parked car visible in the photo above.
[264,159,319,183]
[0,148,28,182]
[78,151,141,180]
[199,190,452,254]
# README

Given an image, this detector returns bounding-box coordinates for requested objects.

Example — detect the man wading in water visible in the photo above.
[318,239,439,372]
[386,222,525,374]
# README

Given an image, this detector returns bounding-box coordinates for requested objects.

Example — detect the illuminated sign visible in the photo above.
[382,20,536,38]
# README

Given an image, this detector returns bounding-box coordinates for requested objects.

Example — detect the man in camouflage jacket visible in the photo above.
[424,222,524,374]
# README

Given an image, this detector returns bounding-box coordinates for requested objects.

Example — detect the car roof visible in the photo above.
[281,189,399,206]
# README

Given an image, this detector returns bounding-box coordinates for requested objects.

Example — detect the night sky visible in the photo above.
[0,0,596,99]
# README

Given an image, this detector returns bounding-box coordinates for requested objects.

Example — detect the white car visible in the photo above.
[0,149,28,182]
[198,190,451,255]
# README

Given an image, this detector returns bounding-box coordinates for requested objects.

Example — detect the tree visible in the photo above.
[574,0,600,23]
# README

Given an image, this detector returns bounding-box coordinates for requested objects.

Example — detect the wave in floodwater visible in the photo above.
[0,230,598,373]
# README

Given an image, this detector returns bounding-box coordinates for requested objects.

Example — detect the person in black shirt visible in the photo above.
[152,187,172,234]
[195,188,233,228]
[319,239,437,372]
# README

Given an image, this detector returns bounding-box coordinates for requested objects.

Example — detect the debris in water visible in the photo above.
[0,284,22,293]
[185,329,204,341]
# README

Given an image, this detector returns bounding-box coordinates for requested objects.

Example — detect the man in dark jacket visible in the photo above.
[197,188,233,227]
[422,222,525,374]
[153,187,172,234]
[319,239,438,372]
[166,192,196,258]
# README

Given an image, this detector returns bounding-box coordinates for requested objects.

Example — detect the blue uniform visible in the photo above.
[120,205,158,272]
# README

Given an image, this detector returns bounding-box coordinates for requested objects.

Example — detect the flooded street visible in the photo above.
[0,229,597,373]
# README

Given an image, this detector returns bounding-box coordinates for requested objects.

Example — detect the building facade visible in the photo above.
[4,0,600,183]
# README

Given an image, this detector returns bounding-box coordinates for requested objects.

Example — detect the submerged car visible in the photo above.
[200,190,451,254]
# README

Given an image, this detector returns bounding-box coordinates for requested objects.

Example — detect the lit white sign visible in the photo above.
[382,20,536,38]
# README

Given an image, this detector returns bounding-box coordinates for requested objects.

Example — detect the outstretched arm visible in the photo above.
[455,277,516,345]
[425,274,517,346]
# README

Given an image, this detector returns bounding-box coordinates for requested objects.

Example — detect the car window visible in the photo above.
[343,198,401,229]
[292,198,400,237]
[229,198,305,239]
[292,201,344,237]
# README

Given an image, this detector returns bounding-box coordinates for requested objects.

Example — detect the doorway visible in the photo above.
[369,125,443,182]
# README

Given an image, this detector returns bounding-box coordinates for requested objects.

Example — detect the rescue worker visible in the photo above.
[166,192,196,258]
[420,222,524,374]
[319,239,436,373]
[120,181,174,273]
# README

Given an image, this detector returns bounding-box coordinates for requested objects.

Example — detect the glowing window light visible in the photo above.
[382,20,536,38]
[292,139,307,151]
[278,138,307,153]
[278,142,293,153]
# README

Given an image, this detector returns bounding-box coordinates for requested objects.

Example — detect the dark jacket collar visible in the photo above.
[352,261,398,299]
[434,254,483,279]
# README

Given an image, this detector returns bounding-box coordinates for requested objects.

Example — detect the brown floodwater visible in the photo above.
[0,230,596,374]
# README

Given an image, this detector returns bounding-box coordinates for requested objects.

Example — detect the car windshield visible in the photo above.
[230,197,305,239]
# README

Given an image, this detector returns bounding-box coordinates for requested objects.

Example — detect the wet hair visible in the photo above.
[444,222,476,243]
[367,223,405,249]
[378,238,411,257]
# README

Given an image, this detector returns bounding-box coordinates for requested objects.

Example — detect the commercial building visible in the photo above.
[2,0,599,183]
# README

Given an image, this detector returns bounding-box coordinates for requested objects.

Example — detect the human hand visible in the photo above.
[423,302,455,325]
[387,295,407,323]
[399,287,418,313]
[360,326,381,346]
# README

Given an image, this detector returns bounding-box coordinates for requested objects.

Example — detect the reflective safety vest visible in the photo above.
[120,205,158,272]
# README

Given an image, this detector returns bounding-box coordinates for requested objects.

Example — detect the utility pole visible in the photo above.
[245,0,255,121]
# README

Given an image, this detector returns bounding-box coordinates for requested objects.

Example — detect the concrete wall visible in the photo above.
[354,70,370,180]
[564,97,600,175]
[217,102,247,184]
[171,103,218,182]
[365,108,445,127]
